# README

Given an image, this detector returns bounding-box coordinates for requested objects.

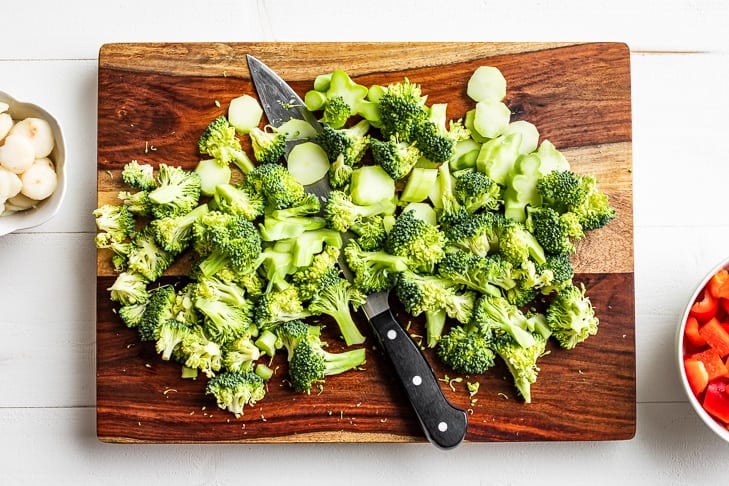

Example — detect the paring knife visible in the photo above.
[246,55,467,449]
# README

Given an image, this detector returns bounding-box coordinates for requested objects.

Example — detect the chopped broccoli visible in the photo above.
[121,160,156,191]
[328,153,353,189]
[117,302,147,328]
[290,245,341,301]
[412,104,470,163]
[470,294,537,350]
[198,115,256,173]
[572,174,616,231]
[126,226,175,282]
[205,370,265,417]
[454,170,502,213]
[377,78,429,141]
[155,319,194,361]
[385,210,446,273]
[249,126,287,165]
[212,183,265,221]
[276,319,318,361]
[267,192,321,220]
[95,232,132,272]
[107,271,149,306]
[343,240,409,294]
[323,190,396,233]
[436,249,514,295]
[93,203,135,243]
[117,190,152,217]
[537,253,575,295]
[244,162,305,210]
[192,210,262,277]
[283,228,343,268]
[308,277,368,346]
[222,335,261,373]
[258,214,327,242]
[193,281,255,345]
[546,283,599,349]
[149,203,210,255]
[444,210,503,258]
[349,215,388,251]
[179,325,223,378]
[491,331,547,403]
[137,285,177,342]
[316,119,371,167]
[306,70,370,129]
[437,325,496,375]
[254,286,312,327]
[535,170,586,215]
[525,206,584,256]
[370,136,421,181]
[147,164,202,219]
[286,323,366,394]
[496,218,546,266]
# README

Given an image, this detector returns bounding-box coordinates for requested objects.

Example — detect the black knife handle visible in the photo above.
[369,308,468,449]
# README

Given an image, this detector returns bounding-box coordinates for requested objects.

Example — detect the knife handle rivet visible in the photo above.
[438,422,448,432]
[386,329,397,340]
[412,375,422,386]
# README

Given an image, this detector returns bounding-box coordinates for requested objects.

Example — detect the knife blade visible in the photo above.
[246,55,467,449]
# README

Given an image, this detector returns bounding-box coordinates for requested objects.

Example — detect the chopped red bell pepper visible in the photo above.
[690,290,719,322]
[691,348,728,380]
[699,317,729,357]
[708,269,729,299]
[685,316,707,348]
[684,359,710,396]
[703,380,729,425]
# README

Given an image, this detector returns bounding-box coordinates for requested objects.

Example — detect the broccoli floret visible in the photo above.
[504,284,538,307]
[245,162,306,210]
[309,70,370,129]
[436,325,496,375]
[323,190,396,233]
[118,302,147,328]
[412,104,470,163]
[343,240,409,294]
[254,286,312,327]
[95,232,132,272]
[198,115,256,173]
[525,206,584,256]
[222,335,261,373]
[137,285,177,342]
[205,370,265,417]
[537,254,574,295]
[249,126,287,165]
[491,331,547,403]
[147,164,202,219]
[193,279,255,345]
[118,190,152,217]
[268,192,321,220]
[149,203,210,255]
[316,119,371,167]
[126,226,175,282]
[212,183,265,221]
[178,326,223,378]
[349,215,388,251]
[444,210,503,258]
[536,170,586,215]
[276,319,318,361]
[155,319,194,361]
[291,245,341,301]
[328,153,353,189]
[470,294,537,350]
[287,324,366,394]
[496,218,546,266]
[93,204,135,243]
[436,249,515,295]
[121,160,157,191]
[572,174,616,230]
[385,210,446,273]
[370,136,421,181]
[377,78,429,141]
[308,277,367,346]
[107,271,149,306]
[454,170,502,213]
[192,211,262,277]
[546,283,599,349]
[282,228,343,268]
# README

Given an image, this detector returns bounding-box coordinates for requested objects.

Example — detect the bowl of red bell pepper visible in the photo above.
[678,256,729,441]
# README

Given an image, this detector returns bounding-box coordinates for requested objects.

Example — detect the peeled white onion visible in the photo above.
[9,117,55,158]
[20,160,57,200]
[0,134,36,173]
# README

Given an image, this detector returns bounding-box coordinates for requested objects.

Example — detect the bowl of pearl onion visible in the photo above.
[0,91,66,236]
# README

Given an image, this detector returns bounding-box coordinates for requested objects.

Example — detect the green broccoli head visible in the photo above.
[343,240,409,294]
[276,319,319,362]
[370,136,422,181]
[121,160,157,191]
[546,283,599,349]
[396,270,475,326]
[205,370,266,418]
[436,249,514,295]
[192,211,262,277]
[412,105,471,163]
[536,170,587,214]
[254,286,312,327]
[244,162,306,210]
[108,271,149,306]
[137,285,177,342]
[316,119,371,166]
[155,319,194,361]
[179,326,223,378]
[291,245,341,301]
[572,174,616,230]
[147,164,202,219]
[349,215,388,251]
[118,190,153,217]
[454,170,502,213]
[212,183,265,221]
[126,226,175,282]
[525,206,583,256]
[307,277,368,346]
[222,335,261,373]
[249,126,287,165]
[385,210,446,273]
[437,325,496,375]
[492,331,547,403]
[444,210,503,258]
[149,203,210,255]
[93,203,135,243]
[496,218,546,266]
[377,78,429,141]
[323,190,396,233]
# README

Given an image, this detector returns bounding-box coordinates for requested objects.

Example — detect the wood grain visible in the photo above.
[96,42,635,443]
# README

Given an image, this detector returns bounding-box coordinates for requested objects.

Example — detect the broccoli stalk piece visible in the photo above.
[491,331,548,403]
[436,324,496,375]
[286,323,366,394]
[249,126,287,165]
[147,164,202,219]
[93,203,135,243]
[343,240,409,294]
[546,283,599,349]
[121,160,156,191]
[244,162,306,210]
[305,70,370,129]
[307,278,368,346]
[323,190,396,233]
[149,203,210,255]
[454,170,502,213]
[205,370,266,418]
[316,119,371,167]
[385,210,446,274]
[212,183,265,221]
[108,271,149,306]
[370,136,421,181]
[396,270,477,346]
[198,115,256,173]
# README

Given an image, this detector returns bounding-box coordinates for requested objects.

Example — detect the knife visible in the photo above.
[246,55,467,449]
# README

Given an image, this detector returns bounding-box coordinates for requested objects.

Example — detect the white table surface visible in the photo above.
[2,1,729,484]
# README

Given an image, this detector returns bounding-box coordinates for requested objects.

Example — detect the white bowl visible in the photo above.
[0,91,66,236]
[676,255,729,442]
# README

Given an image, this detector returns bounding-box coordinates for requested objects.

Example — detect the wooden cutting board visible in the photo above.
[96,42,635,443]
